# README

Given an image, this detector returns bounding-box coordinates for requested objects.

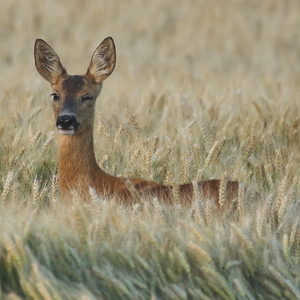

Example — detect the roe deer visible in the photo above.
[34,37,240,206]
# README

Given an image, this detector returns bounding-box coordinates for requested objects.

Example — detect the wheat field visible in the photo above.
[1,0,300,299]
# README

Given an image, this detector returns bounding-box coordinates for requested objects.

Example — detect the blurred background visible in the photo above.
[1,0,300,100]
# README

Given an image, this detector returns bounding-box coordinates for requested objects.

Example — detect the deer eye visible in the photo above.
[51,93,59,101]
[82,96,93,102]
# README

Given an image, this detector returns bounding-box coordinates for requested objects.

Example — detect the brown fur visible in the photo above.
[34,37,240,206]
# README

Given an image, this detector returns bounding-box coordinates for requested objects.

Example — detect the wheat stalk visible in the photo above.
[165,168,174,186]
[174,248,191,274]
[232,224,254,252]
[151,135,159,155]
[201,265,235,300]
[203,140,222,170]
[198,121,209,145]
[1,171,14,203]
[130,114,140,135]
[181,158,191,183]
[275,149,282,178]
[172,185,181,205]
[276,175,288,213]
[113,125,124,145]
[12,128,23,148]
[232,278,246,298]
[32,178,40,208]
[262,279,282,298]
[243,135,257,160]
[188,242,212,265]
[278,195,288,223]
[50,174,59,200]
[282,234,290,261]
[239,248,255,275]
[268,265,300,299]
[237,183,244,214]
[29,130,41,149]
[289,218,299,246]
[218,173,227,207]
[9,147,25,170]
[130,149,140,166]
[36,282,53,300]
[144,150,152,179]
[41,131,54,153]
[204,200,212,226]
[255,210,264,238]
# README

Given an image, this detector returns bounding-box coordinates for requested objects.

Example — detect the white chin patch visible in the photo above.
[58,129,75,135]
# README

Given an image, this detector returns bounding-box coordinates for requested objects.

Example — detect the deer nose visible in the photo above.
[56,115,77,130]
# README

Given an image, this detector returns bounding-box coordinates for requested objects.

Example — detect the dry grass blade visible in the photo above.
[203,138,226,171]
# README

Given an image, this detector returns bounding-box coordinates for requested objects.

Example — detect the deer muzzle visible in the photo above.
[56,114,80,135]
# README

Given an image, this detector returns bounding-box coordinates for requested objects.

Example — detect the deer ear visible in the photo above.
[86,37,116,84]
[34,39,67,84]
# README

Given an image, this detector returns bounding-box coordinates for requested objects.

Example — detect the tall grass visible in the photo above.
[1,0,300,298]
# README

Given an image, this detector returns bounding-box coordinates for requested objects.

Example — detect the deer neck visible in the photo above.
[57,129,109,196]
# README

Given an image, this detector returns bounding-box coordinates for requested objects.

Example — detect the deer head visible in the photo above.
[34,37,116,135]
